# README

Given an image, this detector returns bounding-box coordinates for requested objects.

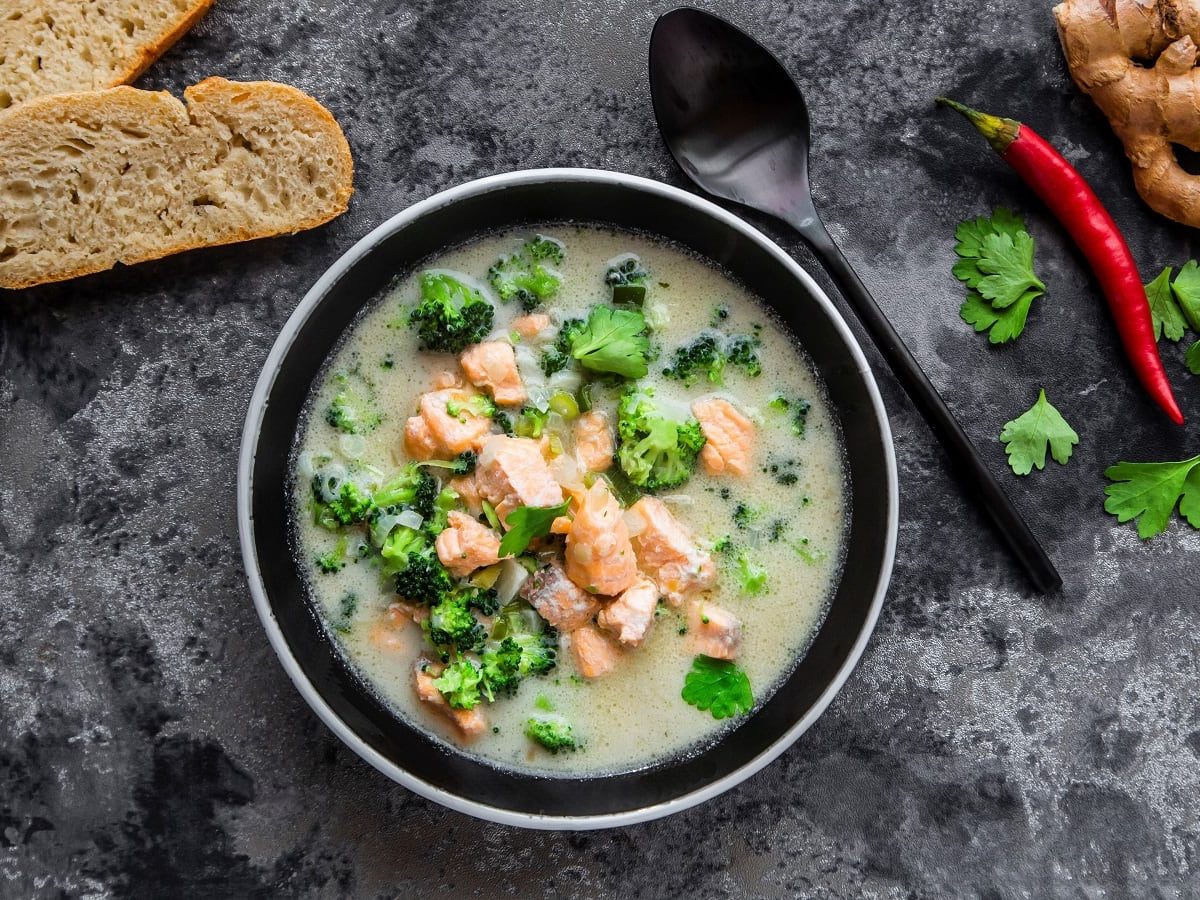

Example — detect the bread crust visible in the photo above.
[0,78,354,290]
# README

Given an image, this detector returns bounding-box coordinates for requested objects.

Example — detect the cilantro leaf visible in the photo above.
[498,501,570,557]
[975,231,1045,309]
[1171,260,1200,331]
[999,389,1079,475]
[960,288,1037,344]
[1146,267,1187,342]
[1187,340,1200,376]
[953,208,1026,281]
[681,655,754,720]
[1103,455,1200,539]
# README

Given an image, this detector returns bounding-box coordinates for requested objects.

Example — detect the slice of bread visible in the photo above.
[0,0,214,109]
[0,77,354,289]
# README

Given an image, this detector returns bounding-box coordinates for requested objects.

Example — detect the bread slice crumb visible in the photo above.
[0,77,354,289]
[0,0,214,109]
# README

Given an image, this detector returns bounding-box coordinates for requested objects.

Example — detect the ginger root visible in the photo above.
[1055,0,1200,226]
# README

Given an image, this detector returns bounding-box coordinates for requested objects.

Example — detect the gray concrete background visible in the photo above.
[2,0,1199,896]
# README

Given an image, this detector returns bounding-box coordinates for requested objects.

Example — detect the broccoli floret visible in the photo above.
[766,394,811,437]
[446,395,496,420]
[736,550,768,594]
[711,304,730,327]
[381,527,454,604]
[663,333,725,385]
[732,502,763,530]
[566,306,650,379]
[422,487,460,536]
[312,477,375,527]
[494,411,514,435]
[427,593,487,652]
[488,235,565,311]
[605,254,649,287]
[480,604,558,695]
[373,465,439,520]
[462,586,500,616]
[540,318,585,376]
[711,535,734,555]
[315,537,347,574]
[432,657,485,709]
[514,406,549,439]
[726,333,762,377]
[525,714,579,753]
[325,387,382,435]
[616,386,706,491]
[409,271,495,353]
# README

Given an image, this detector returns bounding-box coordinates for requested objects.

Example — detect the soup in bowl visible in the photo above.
[239,169,896,827]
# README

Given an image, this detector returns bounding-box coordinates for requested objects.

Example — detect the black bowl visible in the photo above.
[238,169,897,828]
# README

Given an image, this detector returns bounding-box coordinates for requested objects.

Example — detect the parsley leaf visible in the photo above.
[681,655,754,719]
[1103,455,1200,539]
[1187,340,1200,376]
[1170,260,1200,331]
[498,501,570,557]
[960,289,1037,345]
[953,210,1043,343]
[999,389,1079,476]
[1145,267,1188,342]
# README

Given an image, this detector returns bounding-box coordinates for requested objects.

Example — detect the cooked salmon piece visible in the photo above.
[512,313,551,338]
[597,576,659,647]
[460,342,526,406]
[413,659,488,740]
[404,415,439,461]
[686,600,743,660]
[368,602,426,651]
[569,622,622,679]
[626,496,716,607]
[693,397,755,477]
[565,481,638,596]
[476,435,564,524]
[435,511,502,578]
[432,370,463,390]
[449,473,483,516]
[573,410,614,473]
[520,562,600,631]
[418,388,493,455]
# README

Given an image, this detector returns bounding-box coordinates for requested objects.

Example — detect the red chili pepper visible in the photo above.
[938,98,1183,426]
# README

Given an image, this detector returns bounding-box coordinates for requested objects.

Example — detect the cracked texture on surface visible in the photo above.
[2,0,1199,896]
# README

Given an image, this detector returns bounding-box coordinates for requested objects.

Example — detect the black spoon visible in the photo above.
[649,7,1062,594]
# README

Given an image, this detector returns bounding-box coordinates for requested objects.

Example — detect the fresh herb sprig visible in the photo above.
[953,208,1045,344]
[999,389,1079,476]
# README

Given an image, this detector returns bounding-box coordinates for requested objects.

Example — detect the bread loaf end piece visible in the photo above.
[0,77,354,289]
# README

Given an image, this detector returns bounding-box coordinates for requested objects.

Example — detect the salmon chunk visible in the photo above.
[565,481,638,596]
[626,497,716,607]
[404,415,439,461]
[693,397,755,477]
[573,410,614,473]
[686,600,743,660]
[435,511,502,578]
[520,563,600,631]
[460,342,526,406]
[597,576,659,647]
[415,387,493,456]
[368,602,425,651]
[476,435,564,524]
[413,660,488,740]
[512,313,551,338]
[569,622,622,679]
[449,473,483,516]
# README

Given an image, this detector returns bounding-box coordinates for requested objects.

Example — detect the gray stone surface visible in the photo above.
[2,0,1198,896]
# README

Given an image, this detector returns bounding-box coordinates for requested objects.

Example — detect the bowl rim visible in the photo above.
[237,167,898,830]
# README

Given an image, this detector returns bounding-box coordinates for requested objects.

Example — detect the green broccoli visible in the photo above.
[525,714,579,753]
[565,306,650,379]
[540,318,585,376]
[488,235,565,311]
[663,333,725,385]
[616,386,706,491]
[418,450,477,477]
[731,502,763,530]
[409,271,495,353]
[311,469,376,528]
[427,592,487,652]
[432,657,485,709]
[514,405,549,439]
[736,550,767,595]
[711,535,734,555]
[422,487,460,536]
[446,395,496,420]
[315,537,347,574]
[381,527,454,604]
[726,333,762,377]
[373,465,439,520]
[325,387,382,434]
[494,411,515,435]
[605,254,649,287]
[462,586,500,616]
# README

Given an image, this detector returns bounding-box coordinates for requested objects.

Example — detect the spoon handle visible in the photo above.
[800,219,1062,594]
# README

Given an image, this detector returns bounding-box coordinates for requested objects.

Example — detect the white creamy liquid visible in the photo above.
[292,225,847,775]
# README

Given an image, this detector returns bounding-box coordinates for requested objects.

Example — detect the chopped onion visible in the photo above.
[397,509,424,531]
[369,512,402,547]
[494,558,530,605]
[548,368,582,395]
[550,454,583,491]
[661,494,694,507]
[297,452,315,484]
[338,433,366,459]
